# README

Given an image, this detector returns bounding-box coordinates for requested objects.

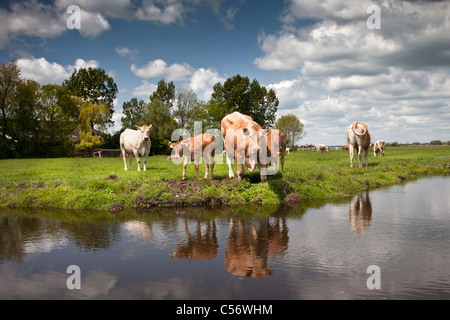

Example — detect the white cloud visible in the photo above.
[269,68,450,145]
[16,57,99,84]
[78,10,111,38]
[0,0,66,49]
[131,59,194,82]
[135,0,184,25]
[254,0,450,145]
[115,47,139,60]
[130,65,224,101]
[0,0,243,49]
[189,67,225,100]
[131,80,158,98]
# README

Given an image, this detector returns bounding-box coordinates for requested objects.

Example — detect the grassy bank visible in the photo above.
[0,145,449,212]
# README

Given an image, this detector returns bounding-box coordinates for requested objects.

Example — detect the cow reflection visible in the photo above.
[225,217,289,279]
[175,217,218,260]
[123,221,153,241]
[349,191,372,235]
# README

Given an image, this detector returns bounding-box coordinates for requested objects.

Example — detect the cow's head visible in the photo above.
[136,124,152,141]
[168,141,188,159]
[244,123,264,154]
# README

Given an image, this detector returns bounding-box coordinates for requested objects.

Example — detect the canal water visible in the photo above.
[0,176,449,300]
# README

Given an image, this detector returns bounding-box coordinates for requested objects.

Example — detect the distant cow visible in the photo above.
[347,121,371,168]
[120,125,152,171]
[342,145,349,151]
[373,140,385,157]
[270,129,287,173]
[221,112,272,182]
[316,144,329,153]
[168,133,215,180]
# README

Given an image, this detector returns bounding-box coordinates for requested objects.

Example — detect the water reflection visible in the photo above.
[175,216,218,260]
[225,217,289,279]
[348,191,373,235]
[1,176,449,299]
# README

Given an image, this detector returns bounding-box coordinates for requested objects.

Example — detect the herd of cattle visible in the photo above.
[119,112,386,181]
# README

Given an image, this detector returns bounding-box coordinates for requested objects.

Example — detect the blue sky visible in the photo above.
[1,0,449,145]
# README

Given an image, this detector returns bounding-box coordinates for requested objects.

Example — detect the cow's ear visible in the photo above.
[135,125,141,130]
[266,128,271,136]
[168,142,175,148]
[148,124,153,130]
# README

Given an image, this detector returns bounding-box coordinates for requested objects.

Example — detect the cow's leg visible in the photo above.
[349,145,354,168]
[236,163,245,180]
[122,150,128,170]
[194,162,200,179]
[129,153,133,170]
[182,157,188,180]
[280,153,285,173]
[226,152,235,178]
[210,162,214,179]
[364,148,369,167]
[204,161,209,179]
[260,165,268,182]
[133,151,141,171]
[357,145,363,168]
[143,154,148,171]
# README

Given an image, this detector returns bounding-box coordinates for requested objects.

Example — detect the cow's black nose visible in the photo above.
[143,137,149,141]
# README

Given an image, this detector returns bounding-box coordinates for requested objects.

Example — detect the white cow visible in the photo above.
[347,121,371,168]
[120,125,152,171]
[316,144,329,153]
[373,140,385,157]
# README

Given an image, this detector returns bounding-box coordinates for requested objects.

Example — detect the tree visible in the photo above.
[211,74,279,128]
[121,97,146,130]
[36,84,79,157]
[63,67,118,128]
[173,88,208,133]
[150,79,175,109]
[75,100,109,154]
[138,98,177,154]
[275,114,306,148]
[0,61,21,157]
[12,79,40,157]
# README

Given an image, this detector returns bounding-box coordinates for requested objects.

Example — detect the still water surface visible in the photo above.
[1,176,449,299]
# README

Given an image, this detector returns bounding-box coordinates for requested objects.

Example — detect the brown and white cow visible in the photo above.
[342,145,349,151]
[168,133,215,180]
[120,125,152,171]
[373,140,385,157]
[270,129,287,173]
[347,121,371,168]
[316,144,329,153]
[221,112,273,182]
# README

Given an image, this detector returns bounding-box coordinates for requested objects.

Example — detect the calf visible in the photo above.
[168,133,215,180]
[221,112,273,182]
[120,125,152,171]
[347,121,371,168]
[373,140,385,157]
[342,145,349,151]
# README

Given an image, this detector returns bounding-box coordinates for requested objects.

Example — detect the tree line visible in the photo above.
[0,60,305,158]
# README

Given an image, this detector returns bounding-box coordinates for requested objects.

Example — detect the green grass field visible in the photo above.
[0,145,449,212]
